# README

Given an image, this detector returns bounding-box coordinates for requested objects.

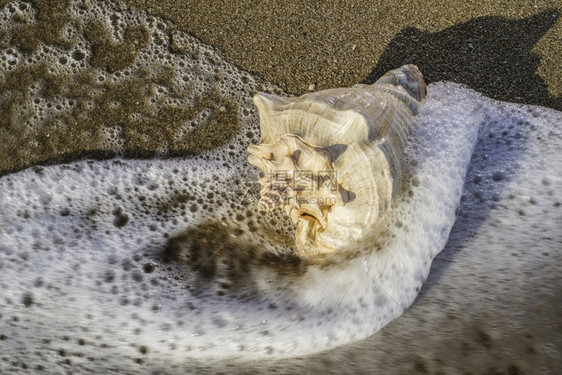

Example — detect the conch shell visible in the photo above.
[248,65,426,259]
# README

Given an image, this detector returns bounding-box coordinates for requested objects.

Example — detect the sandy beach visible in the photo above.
[1,0,561,175]
[0,0,561,373]
[128,0,561,106]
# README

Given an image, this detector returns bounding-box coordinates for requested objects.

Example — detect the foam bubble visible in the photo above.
[4,81,559,372]
[0,0,277,174]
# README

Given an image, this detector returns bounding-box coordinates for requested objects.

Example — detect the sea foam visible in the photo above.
[3,82,560,373]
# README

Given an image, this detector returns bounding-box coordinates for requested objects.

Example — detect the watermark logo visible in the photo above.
[266,170,339,192]
[227,170,340,208]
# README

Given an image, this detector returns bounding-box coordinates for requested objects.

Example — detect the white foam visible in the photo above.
[4,82,554,370]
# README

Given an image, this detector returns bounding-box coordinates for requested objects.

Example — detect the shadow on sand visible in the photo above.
[365,10,561,111]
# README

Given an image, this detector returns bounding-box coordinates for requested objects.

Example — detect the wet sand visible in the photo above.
[1,0,560,175]
[126,0,561,108]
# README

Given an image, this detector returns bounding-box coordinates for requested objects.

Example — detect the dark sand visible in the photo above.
[1,0,560,175]
[126,0,561,107]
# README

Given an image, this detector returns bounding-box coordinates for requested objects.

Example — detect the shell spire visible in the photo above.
[247,65,426,259]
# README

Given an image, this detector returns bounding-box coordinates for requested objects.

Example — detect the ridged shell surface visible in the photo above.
[248,65,426,259]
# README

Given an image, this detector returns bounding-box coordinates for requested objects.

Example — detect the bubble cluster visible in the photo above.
[0,0,280,175]
[3,78,559,374]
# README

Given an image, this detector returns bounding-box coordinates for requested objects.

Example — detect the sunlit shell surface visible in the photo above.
[248,65,427,258]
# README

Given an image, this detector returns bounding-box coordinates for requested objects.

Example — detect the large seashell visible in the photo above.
[248,65,426,259]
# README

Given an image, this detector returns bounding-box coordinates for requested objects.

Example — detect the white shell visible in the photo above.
[248,65,426,259]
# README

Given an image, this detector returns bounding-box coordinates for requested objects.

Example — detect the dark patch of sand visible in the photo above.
[124,0,561,107]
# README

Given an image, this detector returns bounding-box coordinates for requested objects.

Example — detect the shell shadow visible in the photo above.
[154,220,307,300]
[364,10,561,111]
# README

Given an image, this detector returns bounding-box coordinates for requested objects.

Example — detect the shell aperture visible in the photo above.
[247,65,427,258]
